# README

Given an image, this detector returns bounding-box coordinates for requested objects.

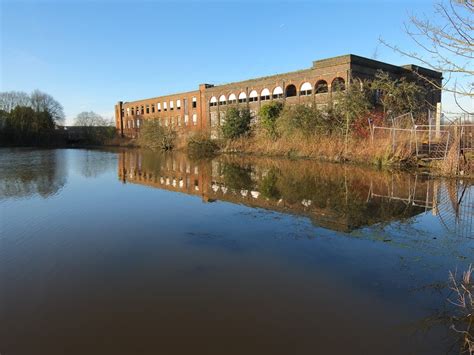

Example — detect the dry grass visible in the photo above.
[448,265,474,354]
[221,129,415,168]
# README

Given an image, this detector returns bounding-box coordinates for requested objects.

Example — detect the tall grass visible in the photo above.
[222,128,414,167]
[448,265,473,354]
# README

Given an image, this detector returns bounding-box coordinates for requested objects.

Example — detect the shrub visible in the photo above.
[138,119,176,150]
[187,133,219,159]
[370,71,428,121]
[277,104,323,137]
[258,101,284,139]
[221,107,252,139]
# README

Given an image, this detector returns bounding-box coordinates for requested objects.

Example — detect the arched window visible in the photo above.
[192,97,197,108]
[260,88,270,101]
[163,102,168,111]
[176,99,181,109]
[228,94,237,104]
[209,96,218,107]
[219,95,227,105]
[238,92,247,103]
[157,102,161,111]
[315,80,328,94]
[170,100,174,110]
[131,107,135,115]
[272,86,283,99]
[331,77,345,92]
[249,90,258,102]
[300,82,312,96]
[285,84,297,97]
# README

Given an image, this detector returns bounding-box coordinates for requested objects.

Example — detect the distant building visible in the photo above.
[115,54,442,138]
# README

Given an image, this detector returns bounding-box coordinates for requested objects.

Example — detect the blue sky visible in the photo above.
[0,0,465,124]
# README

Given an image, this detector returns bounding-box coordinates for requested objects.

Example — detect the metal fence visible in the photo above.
[370,114,474,160]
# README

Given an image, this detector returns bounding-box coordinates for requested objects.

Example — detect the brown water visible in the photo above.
[0,148,472,355]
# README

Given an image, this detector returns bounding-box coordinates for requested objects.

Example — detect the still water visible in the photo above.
[0,148,472,355]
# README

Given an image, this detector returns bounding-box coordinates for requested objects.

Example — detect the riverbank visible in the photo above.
[211,133,473,178]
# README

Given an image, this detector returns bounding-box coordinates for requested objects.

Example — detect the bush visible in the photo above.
[221,107,252,139]
[277,104,324,137]
[138,119,176,150]
[258,101,284,139]
[187,133,219,159]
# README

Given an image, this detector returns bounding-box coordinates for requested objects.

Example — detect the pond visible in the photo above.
[0,148,472,355]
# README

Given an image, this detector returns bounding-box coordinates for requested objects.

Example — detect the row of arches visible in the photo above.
[209,77,345,106]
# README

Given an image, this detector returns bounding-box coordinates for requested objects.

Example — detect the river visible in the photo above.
[0,148,472,355]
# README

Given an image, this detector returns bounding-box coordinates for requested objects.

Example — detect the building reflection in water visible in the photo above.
[118,149,473,235]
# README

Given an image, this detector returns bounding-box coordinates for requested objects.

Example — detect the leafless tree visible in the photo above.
[0,91,31,112]
[73,111,109,126]
[380,0,473,113]
[30,90,65,125]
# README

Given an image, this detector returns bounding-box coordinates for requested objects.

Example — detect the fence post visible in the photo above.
[444,131,450,159]
[414,127,419,157]
[392,128,396,154]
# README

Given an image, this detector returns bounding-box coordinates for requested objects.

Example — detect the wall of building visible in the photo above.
[115,54,442,138]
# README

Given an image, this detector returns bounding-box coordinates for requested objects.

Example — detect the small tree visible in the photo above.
[370,71,428,121]
[258,101,284,139]
[138,119,176,150]
[332,81,373,153]
[221,107,252,139]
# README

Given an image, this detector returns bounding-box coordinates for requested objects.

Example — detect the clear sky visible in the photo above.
[0,0,467,124]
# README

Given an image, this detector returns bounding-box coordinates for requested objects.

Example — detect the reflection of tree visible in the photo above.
[259,168,281,200]
[0,149,67,199]
[77,150,117,178]
[411,266,473,355]
[214,157,430,231]
[221,163,254,190]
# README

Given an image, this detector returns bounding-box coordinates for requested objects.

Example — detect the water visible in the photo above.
[0,148,472,355]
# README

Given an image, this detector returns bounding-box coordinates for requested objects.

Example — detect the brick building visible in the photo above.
[115,54,442,138]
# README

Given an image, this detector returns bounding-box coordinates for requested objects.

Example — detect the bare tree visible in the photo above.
[73,111,109,126]
[30,90,65,125]
[380,0,473,113]
[0,91,31,112]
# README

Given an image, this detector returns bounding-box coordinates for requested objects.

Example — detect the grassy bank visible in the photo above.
[219,131,412,168]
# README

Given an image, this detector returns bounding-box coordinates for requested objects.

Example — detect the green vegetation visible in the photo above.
[370,71,428,121]
[138,119,176,150]
[0,90,65,146]
[258,101,283,139]
[0,106,56,146]
[221,107,252,139]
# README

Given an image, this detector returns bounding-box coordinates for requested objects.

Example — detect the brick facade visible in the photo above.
[115,54,442,138]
